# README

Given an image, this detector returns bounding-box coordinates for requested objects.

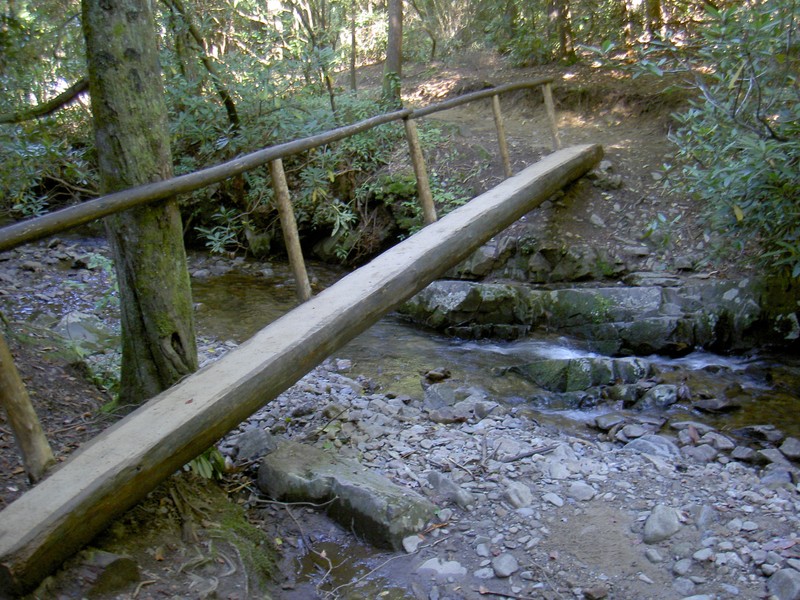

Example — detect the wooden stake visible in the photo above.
[403,118,437,225]
[0,330,55,483]
[269,159,312,302]
[0,145,602,596]
[542,82,561,151]
[492,95,512,178]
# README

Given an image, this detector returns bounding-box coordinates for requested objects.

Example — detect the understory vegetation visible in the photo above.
[1,0,798,272]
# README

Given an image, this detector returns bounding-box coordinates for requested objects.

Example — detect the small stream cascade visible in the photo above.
[190,261,800,442]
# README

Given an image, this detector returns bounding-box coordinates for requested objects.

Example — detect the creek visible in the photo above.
[190,262,800,441]
[190,260,800,596]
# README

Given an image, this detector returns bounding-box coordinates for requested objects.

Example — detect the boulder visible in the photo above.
[257,442,435,550]
[53,311,116,352]
[416,558,467,582]
[509,357,649,393]
[448,237,515,279]
[622,434,681,459]
[401,276,799,354]
[634,384,678,411]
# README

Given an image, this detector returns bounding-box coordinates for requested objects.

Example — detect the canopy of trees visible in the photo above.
[0,0,798,273]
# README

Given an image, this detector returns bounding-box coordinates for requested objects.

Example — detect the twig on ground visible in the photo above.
[131,579,157,599]
[523,562,566,599]
[228,541,249,598]
[250,492,339,510]
[476,586,537,599]
[499,445,558,463]
[283,504,338,592]
[216,548,237,577]
[447,456,474,477]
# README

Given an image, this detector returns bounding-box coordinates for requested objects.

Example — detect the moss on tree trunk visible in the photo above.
[83,0,198,404]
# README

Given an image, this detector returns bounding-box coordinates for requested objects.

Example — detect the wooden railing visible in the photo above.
[0,77,559,300]
[0,77,560,485]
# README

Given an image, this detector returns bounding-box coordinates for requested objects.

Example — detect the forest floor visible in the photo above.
[0,53,775,600]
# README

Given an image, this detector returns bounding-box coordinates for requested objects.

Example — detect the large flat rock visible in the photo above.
[257,442,436,550]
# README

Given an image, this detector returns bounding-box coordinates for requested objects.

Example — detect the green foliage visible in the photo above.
[643,0,800,276]
[186,446,227,480]
[86,253,120,311]
[642,212,682,250]
[0,1,95,217]
[195,207,247,255]
[6,0,735,266]
[0,115,96,218]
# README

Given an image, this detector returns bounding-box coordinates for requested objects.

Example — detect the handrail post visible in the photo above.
[269,159,312,302]
[542,82,561,151]
[403,117,437,225]
[492,95,513,178]
[0,329,55,483]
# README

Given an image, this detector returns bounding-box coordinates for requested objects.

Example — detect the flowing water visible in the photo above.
[191,266,800,439]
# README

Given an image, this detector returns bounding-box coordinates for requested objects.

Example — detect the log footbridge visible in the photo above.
[0,78,602,596]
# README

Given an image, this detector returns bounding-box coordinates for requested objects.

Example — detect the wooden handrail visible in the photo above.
[0,109,410,253]
[0,78,558,253]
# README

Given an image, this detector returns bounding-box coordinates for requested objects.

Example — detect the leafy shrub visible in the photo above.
[644,0,800,276]
[0,110,96,219]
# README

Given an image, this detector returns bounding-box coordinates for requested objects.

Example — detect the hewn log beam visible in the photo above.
[0,144,602,596]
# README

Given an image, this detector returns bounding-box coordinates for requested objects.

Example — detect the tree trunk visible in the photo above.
[83,0,198,405]
[550,0,576,61]
[0,330,55,483]
[644,0,663,40]
[622,0,637,54]
[350,0,357,92]
[408,0,437,61]
[382,0,402,107]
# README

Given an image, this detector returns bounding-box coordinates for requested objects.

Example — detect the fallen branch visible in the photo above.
[0,78,89,124]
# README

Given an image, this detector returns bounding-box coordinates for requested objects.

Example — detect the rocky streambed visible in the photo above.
[216,355,800,600]
[2,238,800,599]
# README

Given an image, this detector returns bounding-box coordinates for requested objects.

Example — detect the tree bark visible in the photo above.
[382,0,403,107]
[350,0,357,91]
[82,0,198,405]
[0,330,55,483]
[644,0,663,40]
